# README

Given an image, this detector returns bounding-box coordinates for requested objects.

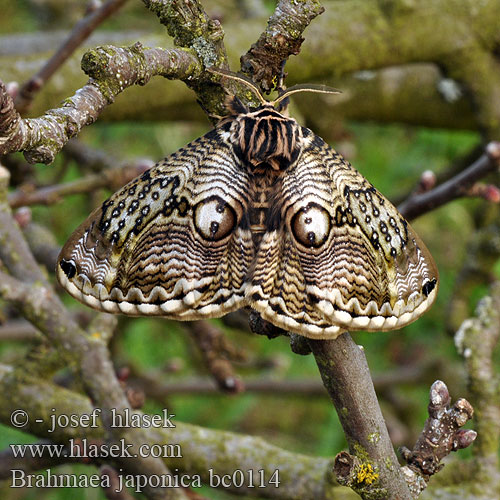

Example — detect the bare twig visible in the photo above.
[129,363,435,399]
[240,0,324,90]
[8,158,153,208]
[398,141,500,220]
[391,144,485,207]
[186,320,245,393]
[15,0,130,113]
[399,381,476,498]
[0,320,40,342]
[63,138,126,173]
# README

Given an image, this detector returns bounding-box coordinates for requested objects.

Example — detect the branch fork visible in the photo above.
[400,380,476,497]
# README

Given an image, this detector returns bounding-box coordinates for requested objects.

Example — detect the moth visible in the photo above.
[57,71,438,339]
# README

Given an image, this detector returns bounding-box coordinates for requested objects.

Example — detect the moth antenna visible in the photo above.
[208,112,224,121]
[273,84,342,106]
[207,67,267,105]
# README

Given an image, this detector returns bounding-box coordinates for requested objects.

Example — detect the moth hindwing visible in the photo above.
[57,99,438,339]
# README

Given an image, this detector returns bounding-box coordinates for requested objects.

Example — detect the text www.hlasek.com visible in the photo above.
[10,439,182,459]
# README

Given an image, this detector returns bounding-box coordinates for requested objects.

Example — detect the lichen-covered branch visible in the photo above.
[0,273,188,500]
[455,282,500,495]
[0,41,479,131]
[309,333,412,500]
[400,381,476,498]
[15,0,129,113]
[0,166,187,500]
[310,339,476,500]
[3,1,500,135]
[0,368,339,500]
[240,0,324,91]
[142,0,231,116]
[0,44,201,163]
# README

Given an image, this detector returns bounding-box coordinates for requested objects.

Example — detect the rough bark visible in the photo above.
[309,333,412,499]
[455,282,500,498]
[0,34,479,130]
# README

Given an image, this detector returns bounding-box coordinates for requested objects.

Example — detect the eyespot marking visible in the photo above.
[194,196,237,241]
[60,259,77,279]
[291,203,331,248]
[422,278,437,297]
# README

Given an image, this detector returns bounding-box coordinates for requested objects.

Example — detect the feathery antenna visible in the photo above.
[207,67,341,107]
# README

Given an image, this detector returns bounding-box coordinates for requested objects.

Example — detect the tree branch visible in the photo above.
[399,381,476,497]
[15,0,130,113]
[0,44,201,163]
[186,320,245,393]
[0,368,339,499]
[100,465,138,500]
[142,0,231,116]
[308,333,412,500]
[0,166,48,284]
[455,281,500,495]
[240,0,324,90]
[129,363,436,399]
[0,320,41,342]
[398,141,500,220]
[8,158,153,208]
[0,166,187,500]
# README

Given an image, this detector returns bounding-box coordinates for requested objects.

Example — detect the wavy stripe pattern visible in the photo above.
[57,103,439,339]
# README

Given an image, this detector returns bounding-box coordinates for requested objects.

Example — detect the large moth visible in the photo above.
[57,72,438,339]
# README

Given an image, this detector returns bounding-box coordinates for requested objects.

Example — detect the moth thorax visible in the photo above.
[233,108,302,172]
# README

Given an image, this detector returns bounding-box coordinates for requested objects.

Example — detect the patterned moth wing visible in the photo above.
[57,130,255,319]
[248,129,439,339]
[57,90,438,339]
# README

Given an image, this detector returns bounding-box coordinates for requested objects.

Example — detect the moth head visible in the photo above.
[208,68,341,172]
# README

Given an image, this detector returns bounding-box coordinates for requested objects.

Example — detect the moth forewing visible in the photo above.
[245,130,438,339]
[57,131,255,320]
